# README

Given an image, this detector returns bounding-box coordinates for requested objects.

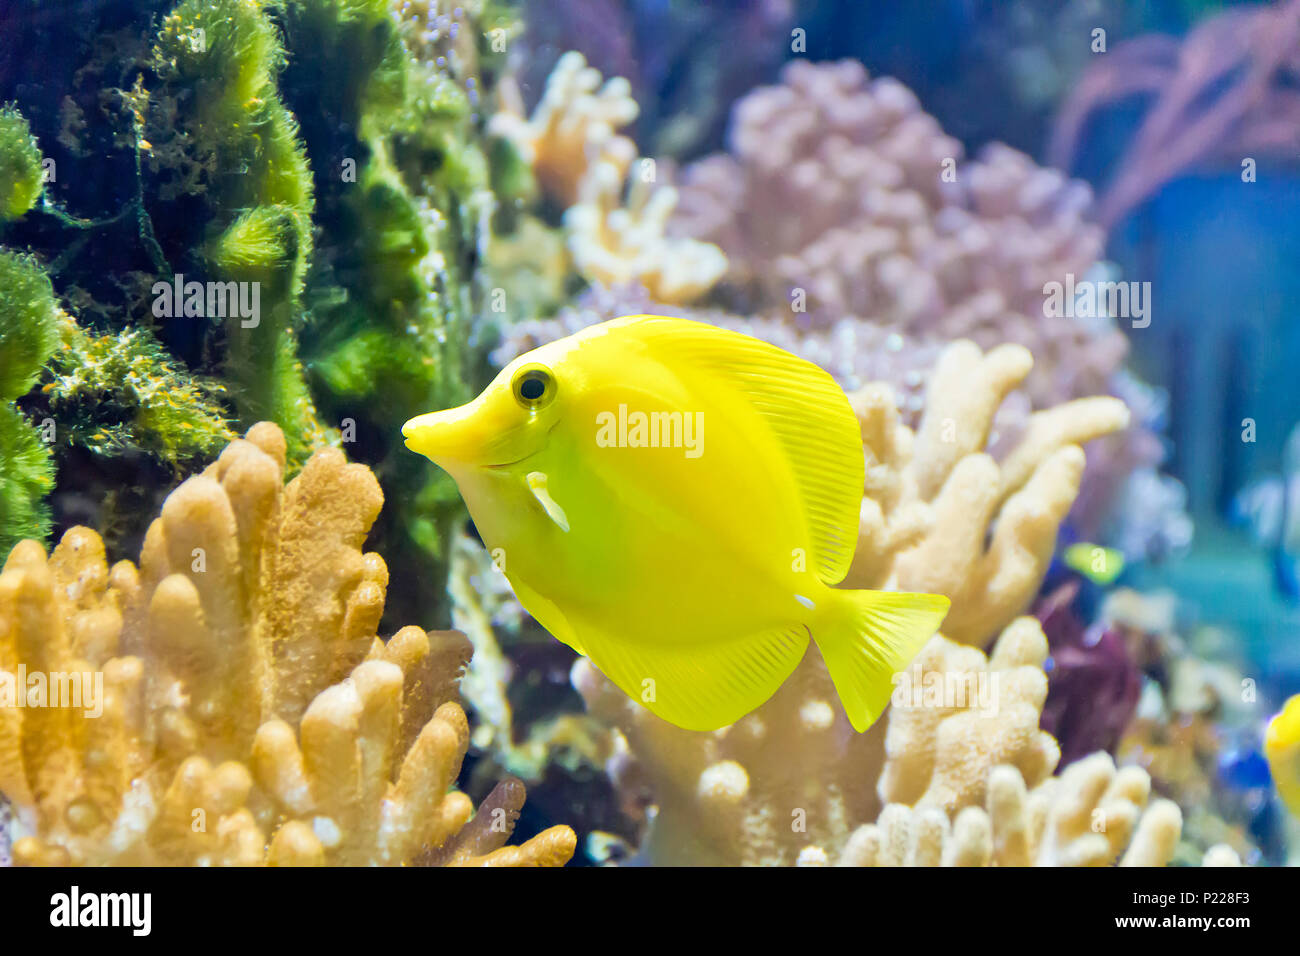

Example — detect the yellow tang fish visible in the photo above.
[1266,693,1300,817]
[1063,541,1125,586]
[403,316,950,732]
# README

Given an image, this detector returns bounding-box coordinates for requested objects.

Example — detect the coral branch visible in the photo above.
[0,423,574,866]
[846,339,1130,645]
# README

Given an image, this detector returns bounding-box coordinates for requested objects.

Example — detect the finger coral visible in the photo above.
[0,423,575,866]
[492,51,727,304]
[575,613,1196,867]
[845,339,1130,645]
[490,50,640,208]
[841,753,1184,867]
[572,645,887,867]
[564,149,728,303]
[877,618,1060,813]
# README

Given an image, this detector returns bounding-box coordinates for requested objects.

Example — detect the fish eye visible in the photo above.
[512,365,555,409]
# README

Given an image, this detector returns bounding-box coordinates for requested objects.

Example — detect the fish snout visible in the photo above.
[402,407,472,463]
[403,396,511,466]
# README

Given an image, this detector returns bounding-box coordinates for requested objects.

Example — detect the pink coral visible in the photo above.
[1050,0,1300,230]
[493,62,1173,549]
[669,59,1124,411]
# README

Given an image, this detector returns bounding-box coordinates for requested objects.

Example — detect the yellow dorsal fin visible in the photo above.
[612,315,863,585]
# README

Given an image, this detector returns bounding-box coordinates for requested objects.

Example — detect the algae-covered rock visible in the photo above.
[273,0,510,627]
[0,0,515,627]
[0,250,59,400]
[149,0,328,463]
[45,314,235,465]
[0,250,59,553]
[0,105,43,221]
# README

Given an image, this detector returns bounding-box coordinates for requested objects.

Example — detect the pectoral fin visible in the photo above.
[526,471,570,532]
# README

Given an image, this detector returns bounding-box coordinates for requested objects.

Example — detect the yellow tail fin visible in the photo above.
[817,590,951,732]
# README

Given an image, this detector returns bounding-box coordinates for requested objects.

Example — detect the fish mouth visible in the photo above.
[401,405,487,464]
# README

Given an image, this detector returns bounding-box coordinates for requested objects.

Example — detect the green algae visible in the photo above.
[0,251,59,554]
[150,0,329,463]
[0,106,44,222]
[272,0,508,626]
[0,0,521,626]
[46,315,235,465]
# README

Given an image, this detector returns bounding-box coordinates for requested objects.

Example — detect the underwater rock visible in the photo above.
[149,0,328,464]
[278,0,508,629]
[43,313,235,468]
[0,0,511,628]
[0,423,575,866]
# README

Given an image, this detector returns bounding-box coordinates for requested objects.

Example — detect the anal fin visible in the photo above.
[582,625,810,731]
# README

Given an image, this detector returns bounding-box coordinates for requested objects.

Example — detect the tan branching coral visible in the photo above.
[841,753,1184,867]
[575,614,1184,867]
[574,615,1198,867]
[0,423,575,866]
[493,50,726,303]
[564,153,728,303]
[845,339,1130,645]
[877,618,1060,813]
[573,644,887,867]
[491,50,639,208]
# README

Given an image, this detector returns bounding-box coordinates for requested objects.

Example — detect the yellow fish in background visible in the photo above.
[1266,694,1300,817]
[1063,541,1125,586]
[403,316,950,732]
